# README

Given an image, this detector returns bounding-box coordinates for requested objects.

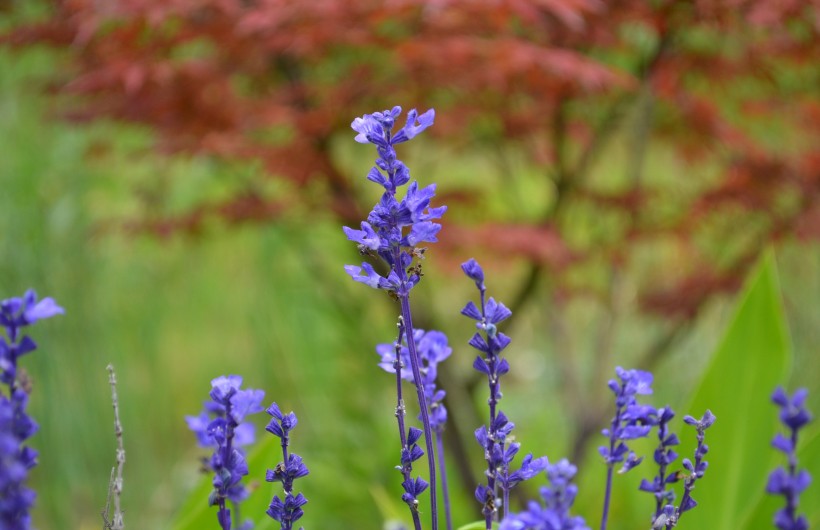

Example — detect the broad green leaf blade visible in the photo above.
[679,251,791,530]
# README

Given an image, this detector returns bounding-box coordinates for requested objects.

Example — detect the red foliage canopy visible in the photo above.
[5,0,820,321]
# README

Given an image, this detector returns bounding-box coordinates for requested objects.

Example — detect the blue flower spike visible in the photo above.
[186,376,264,530]
[767,387,812,530]
[345,106,444,530]
[265,402,309,530]
[1,290,63,527]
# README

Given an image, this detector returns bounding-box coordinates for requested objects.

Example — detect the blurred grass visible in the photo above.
[2,32,820,530]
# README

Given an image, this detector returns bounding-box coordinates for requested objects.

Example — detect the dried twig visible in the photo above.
[102,364,125,530]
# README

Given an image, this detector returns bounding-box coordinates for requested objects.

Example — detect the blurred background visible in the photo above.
[1,1,819,528]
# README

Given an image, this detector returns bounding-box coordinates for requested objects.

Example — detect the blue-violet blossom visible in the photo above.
[378,324,452,529]
[344,105,444,529]
[186,375,265,530]
[767,387,812,530]
[599,367,657,530]
[499,459,590,530]
[639,407,680,523]
[0,290,63,529]
[265,403,309,530]
[462,258,548,526]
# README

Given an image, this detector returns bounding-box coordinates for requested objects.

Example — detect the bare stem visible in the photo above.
[103,364,125,530]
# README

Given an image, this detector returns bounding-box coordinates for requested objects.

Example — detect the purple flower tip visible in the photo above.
[461,258,485,287]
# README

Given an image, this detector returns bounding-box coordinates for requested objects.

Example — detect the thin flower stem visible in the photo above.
[106,364,125,530]
[399,294,439,530]
[435,431,453,530]
[393,319,423,530]
[600,464,614,530]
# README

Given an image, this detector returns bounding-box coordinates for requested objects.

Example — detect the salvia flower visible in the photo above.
[599,367,657,530]
[659,409,715,528]
[0,290,62,529]
[639,407,681,522]
[376,328,452,432]
[345,106,444,529]
[499,459,589,530]
[265,402,309,530]
[462,258,546,526]
[343,106,443,299]
[767,387,812,530]
[186,375,265,530]
[0,290,64,387]
[380,319,432,530]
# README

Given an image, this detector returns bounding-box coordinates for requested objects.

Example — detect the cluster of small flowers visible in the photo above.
[265,403,309,529]
[377,328,451,434]
[187,380,310,530]
[186,376,265,530]
[377,324,452,526]
[0,290,63,529]
[461,259,549,525]
[177,106,816,530]
[597,367,716,530]
[344,105,446,528]
[767,387,813,530]
[499,459,589,530]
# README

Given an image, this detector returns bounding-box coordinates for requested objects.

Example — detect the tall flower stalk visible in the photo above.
[0,290,63,529]
[639,406,680,524]
[186,376,265,530]
[344,105,443,529]
[667,410,715,528]
[767,387,812,530]
[378,321,453,529]
[461,259,547,527]
[598,367,657,530]
[265,403,309,530]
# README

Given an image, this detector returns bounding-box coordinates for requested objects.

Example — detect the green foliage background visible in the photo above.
[1,39,819,530]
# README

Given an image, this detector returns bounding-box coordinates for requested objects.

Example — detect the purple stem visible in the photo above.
[435,430,453,530]
[600,465,614,530]
[393,319,423,530]
[600,403,622,530]
[399,294,439,530]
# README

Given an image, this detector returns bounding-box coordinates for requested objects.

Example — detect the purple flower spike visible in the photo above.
[462,259,547,526]
[599,367,658,530]
[767,387,812,530]
[346,107,444,530]
[499,458,590,530]
[654,409,715,528]
[267,492,308,529]
[0,290,62,527]
[639,406,680,521]
[186,376,264,530]
[265,403,309,530]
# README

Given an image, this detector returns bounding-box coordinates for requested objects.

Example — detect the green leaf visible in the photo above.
[677,251,791,530]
